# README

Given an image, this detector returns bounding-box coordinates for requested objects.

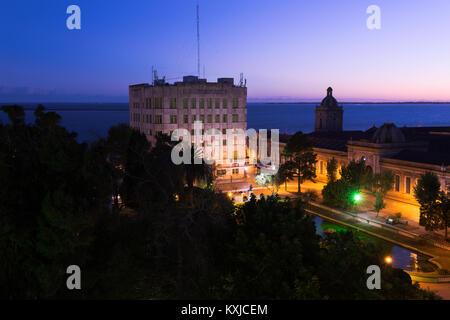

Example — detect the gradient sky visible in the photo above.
[1,0,450,102]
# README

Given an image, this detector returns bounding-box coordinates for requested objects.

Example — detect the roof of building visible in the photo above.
[319,87,340,109]
[306,130,371,151]
[384,149,450,166]
[371,123,406,143]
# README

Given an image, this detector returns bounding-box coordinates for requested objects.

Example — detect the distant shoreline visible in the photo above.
[1,102,450,110]
[256,101,450,105]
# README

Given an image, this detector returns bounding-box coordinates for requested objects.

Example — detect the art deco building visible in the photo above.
[129,76,248,178]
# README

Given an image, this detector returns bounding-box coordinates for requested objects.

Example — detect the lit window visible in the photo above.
[405,177,411,194]
[395,175,400,192]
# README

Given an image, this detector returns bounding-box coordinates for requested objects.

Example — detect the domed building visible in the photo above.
[280,87,450,222]
[314,87,343,132]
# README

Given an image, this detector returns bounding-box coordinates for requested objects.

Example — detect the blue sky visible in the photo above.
[1,0,450,102]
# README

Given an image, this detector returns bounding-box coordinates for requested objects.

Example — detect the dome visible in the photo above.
[320,87,339,108]
[371,123,406,143]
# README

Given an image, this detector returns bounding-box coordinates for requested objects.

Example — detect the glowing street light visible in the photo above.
[227,192,233,199]
[353,193,362,202]
[385,256,393,264]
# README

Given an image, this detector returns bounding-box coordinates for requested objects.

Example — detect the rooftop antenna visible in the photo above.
[151,65,154,84]
[239,73,244,87]
[196,0,201,77]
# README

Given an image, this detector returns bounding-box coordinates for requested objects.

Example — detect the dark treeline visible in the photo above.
[0,105,440,299]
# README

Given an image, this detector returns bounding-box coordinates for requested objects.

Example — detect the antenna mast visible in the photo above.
[196,0,200,77]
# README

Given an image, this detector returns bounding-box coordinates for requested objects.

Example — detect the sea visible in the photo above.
[0,102,449,143]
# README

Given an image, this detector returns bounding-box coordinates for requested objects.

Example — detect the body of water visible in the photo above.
[1,102,449,142]
[313,216,436,272]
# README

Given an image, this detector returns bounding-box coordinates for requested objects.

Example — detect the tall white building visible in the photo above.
[129,75,248,178]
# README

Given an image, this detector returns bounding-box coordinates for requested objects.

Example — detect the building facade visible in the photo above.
[129,75,248,178]
[305,88,450,222]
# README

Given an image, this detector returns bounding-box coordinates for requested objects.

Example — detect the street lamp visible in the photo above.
[227,192,233,199]
[353,193,362,202]
[385,256,393,264]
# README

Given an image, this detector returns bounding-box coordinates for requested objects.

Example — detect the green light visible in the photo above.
[353,193,362,202]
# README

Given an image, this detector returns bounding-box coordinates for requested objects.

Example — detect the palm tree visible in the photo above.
[182,146,213,206]
[280,131,317,193]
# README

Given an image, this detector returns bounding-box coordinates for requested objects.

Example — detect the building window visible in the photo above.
[192,115,196,123]
[154,97,163,109]
[405,177,411,194]
[207,98,212,109]
[223,115,228,123]
[217,169,226,176]
[183,115,188,124]
[170,98,177,109]
[170,115,177,124]
[191,98,197,108]
[215,115,220,123]
[154,115,162,124]
[215,99,220,109]
[200,115,205,123]
[232,168,239,175]
[199,98,205,109]
[222,129,226,135]
[207,115,212,123]
[223,99,228,108]
[232,114,238,123]
[183,98,189,109]
[145,98,151,109]
[395,175,400,192]
[232,98,239,109]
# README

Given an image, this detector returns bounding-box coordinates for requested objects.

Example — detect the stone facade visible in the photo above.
[307,88,450,222]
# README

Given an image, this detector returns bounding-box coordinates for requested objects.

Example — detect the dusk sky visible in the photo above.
[1,0,450,102]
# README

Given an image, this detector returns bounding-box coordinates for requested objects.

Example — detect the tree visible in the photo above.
[182,145,213,206]
[0,105,112,299]
[326,157,338,183]
[372,171,394,216]
[374,192,386,216]
[414,172,449,240]
[280,131,317,193]
[340,159,373,191]
[414,172,440,204]
[322,179,354,209]
[322,160,373,210]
